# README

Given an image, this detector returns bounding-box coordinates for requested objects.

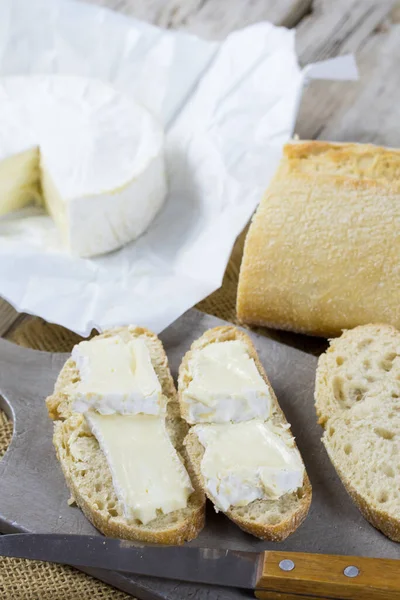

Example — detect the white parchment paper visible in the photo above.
[0,0,358,335]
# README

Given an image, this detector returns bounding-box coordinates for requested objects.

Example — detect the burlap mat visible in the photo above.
[0,231,325,599]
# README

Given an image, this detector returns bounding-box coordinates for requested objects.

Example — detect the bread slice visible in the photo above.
[47,326,205,545]
[315,323,400,541]
[178,326,312,541]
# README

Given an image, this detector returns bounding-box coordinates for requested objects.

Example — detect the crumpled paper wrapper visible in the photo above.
[0,0,358,335]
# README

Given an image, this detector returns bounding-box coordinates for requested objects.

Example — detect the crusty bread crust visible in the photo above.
[323,437,400,542]
[284,140,400,181]
[315,323,400,542]
[178,325,312,541]
[47,326,205,545]
[237,140,400,338]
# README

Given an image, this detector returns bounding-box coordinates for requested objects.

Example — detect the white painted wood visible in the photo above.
[83,0,312,35]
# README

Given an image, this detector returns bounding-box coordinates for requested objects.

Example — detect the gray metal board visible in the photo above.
[0,309,399,599]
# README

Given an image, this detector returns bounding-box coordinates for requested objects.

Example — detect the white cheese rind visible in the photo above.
[86,413,193,525]
[70,335,164,416]
[61,151,166,257]
[182,340,272,423]
[0,75,166,257]
[194,420,304,512]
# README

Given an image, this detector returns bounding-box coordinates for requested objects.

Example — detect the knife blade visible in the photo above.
[0,533,262,589]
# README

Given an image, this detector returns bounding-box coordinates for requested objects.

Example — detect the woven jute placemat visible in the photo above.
[0,230,324,599]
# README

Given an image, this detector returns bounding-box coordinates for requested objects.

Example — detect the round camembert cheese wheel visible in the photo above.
[0,75,166,257]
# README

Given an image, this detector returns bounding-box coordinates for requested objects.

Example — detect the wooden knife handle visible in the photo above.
[255,551,400,600]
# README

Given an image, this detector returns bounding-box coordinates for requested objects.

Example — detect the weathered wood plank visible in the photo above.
[295,0,399,143]
[156,0,312,38]
[301,23,400,146]
[296,0,396,63]
[83,0,312,34]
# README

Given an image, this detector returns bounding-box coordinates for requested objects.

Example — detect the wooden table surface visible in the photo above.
[0,0,399,338]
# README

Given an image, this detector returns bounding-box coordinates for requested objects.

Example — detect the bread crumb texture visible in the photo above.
[316,323,400,540]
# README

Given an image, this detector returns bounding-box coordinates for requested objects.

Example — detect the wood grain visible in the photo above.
[306,24,400,147]
[254,593,332,600]
[83,0,312,36]
[295,0,398,142]
[296,0,396,63]
[256,551,400,600]
[0,300,19,337]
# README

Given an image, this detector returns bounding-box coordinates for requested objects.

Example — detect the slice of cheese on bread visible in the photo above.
[46,326,205,545]
[315,323,400,542]
[178,326,311,541]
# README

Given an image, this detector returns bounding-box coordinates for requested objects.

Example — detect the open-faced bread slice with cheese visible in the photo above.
[46,326,205,545]
[178,326,312,541]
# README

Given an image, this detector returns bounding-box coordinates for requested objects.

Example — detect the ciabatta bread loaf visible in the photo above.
[178,326,312,541]
[315,323,400,541]
[237,141,400,337]
[47,326,205,545]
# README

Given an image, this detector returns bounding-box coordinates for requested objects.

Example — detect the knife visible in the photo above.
[1,533,400,599]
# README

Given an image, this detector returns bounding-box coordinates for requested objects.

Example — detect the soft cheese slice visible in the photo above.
[86,412,194,525]
[181,340,271,423]
[0,75,166,257]
[193,420,304,512]
[0,149,40,215]
[70,335,164,416]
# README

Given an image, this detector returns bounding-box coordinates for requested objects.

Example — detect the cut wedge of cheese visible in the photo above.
[0,75,166,257]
